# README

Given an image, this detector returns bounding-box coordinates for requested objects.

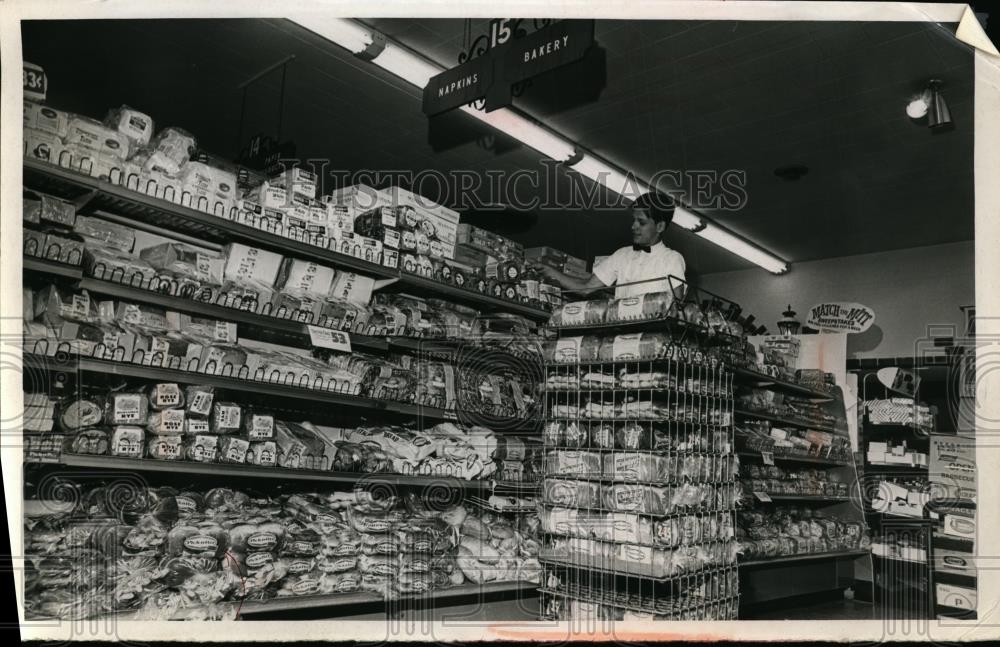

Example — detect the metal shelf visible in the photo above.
[545,315,740,346]
[739,549,869,568]
[395,271,551,321]
[46,453,490,489]
[21,353,498,424]
[23,160,551,321]
[736,449,851,468]
[539,554,734,582]
[734,408,836,433]
[748,494,851,504]
[731,366,833,401]
[23,255,83,279]
[236,580,536,616]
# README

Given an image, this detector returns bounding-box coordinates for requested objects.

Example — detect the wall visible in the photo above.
[697,241,974,360]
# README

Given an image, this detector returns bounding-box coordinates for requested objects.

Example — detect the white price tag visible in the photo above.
[753,491,772,503]
[307,325,352,353]
[761,452,775,466]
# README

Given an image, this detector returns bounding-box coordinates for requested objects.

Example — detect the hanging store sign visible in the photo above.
[423,19,595,116]
[806,302,875,333]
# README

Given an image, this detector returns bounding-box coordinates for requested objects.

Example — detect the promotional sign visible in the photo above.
[423,20,595,116]
[876,367,921,397]
[806,302,875,333]
[23,62,47,102]
[929,434,976,503]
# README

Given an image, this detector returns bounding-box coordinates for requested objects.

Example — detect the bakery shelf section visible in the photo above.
[22,352,529,426]
[739,550,870,568]
[23,160,551,321]
[43,453,492,490]
[736,450,851,468]
[731,366,833,401]
[734,408,836,433]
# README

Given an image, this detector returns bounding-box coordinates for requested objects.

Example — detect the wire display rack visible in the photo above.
[539,305,739,621]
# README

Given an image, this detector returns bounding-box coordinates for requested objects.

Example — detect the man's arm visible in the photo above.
[535,264,609,297]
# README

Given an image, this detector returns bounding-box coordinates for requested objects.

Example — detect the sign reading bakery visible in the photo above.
[806,302,875,333]
[423,19,595,116]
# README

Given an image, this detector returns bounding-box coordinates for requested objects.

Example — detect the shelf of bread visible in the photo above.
[24,160,552,320]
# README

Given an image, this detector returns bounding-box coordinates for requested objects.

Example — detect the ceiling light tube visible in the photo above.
[371,41,441,89]
[569,154,703,231]
[292,16,374,54]
[696,222,789,274]
[459,106,576,162]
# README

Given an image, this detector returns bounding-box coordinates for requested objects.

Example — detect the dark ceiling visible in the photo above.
[22,18,974,276]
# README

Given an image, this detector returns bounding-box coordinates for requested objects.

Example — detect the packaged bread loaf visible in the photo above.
[73,215,135,253]
[602,452,661,482]
[110,426,145,458]
[146,434,183,460]
[184,417,211,436]
[59,396,105,431]
[546,450,601,477]
[145,408,185,435]
[542,479,599,508]
[182,434,218,462]
[105,392,149,426]
[83,247,158,284]
[608,291,674,323]
[549,299,609,327]
[243,410,275,441]
[68,428,109,455]
[218,436,249,464]
[184,385,214,418]
[147,383,184,410]
[211,402,242,434]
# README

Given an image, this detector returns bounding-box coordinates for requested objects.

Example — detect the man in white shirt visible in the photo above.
[533,192,687,298]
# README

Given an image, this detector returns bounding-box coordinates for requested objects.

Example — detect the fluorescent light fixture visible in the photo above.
[696,222,788,274]
[293,16,373,54]
[372,41,441,89]
[671,206,703,232]
[571,154,649,201]
[568,155,703,231]
[459,106,576,162]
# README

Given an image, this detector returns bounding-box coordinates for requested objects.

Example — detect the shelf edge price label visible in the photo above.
[307,325,352,353]
[753,491,772,503]
[761,451,775,466]
[24,62,47,101]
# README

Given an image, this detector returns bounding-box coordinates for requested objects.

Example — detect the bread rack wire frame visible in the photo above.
[538,295,740,621]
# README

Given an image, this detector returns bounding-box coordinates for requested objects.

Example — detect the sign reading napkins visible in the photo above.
[806,302,875,333]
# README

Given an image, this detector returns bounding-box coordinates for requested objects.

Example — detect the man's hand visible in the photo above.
[528,260,608,296]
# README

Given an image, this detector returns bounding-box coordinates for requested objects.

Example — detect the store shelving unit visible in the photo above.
[859,397,935,619]
[734,362,871,617]
[23,160,552,321]
[539,299,740,621]
[21,161,546,621]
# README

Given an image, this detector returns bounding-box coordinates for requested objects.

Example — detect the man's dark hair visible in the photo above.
[632,191,676,226]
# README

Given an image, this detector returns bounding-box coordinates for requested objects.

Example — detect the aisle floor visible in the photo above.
[750,599,876,620]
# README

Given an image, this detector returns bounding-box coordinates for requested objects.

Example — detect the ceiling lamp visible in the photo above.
[292,17,788,273]
[927,79,952,131]
[907,79,952,131]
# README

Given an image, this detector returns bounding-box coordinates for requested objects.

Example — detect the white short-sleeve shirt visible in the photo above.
[592,241,686,298]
